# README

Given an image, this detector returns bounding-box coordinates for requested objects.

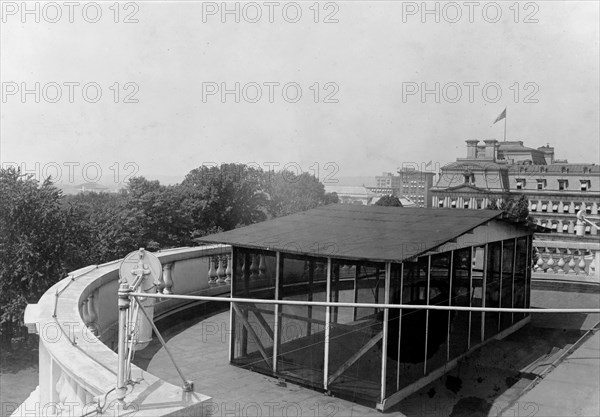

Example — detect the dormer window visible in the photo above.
[537,179,547,190]
[516,178,525,190]
[463,172,475,185]
[580,180,591,191]
[558,179,568,191]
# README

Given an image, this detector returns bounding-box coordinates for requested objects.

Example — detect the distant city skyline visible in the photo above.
[1,1,598,185]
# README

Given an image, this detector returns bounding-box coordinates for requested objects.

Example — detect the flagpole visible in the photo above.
[504,110,507,141]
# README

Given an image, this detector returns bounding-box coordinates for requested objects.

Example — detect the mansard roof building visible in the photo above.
[430,140,600,239]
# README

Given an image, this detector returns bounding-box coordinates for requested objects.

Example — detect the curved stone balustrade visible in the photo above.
[16,245,232,417]
[532,240,600,283]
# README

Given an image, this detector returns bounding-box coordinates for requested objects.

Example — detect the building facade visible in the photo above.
[430,140,600,238]
[369,168,436,208]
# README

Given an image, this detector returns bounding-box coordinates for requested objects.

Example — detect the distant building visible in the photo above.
[430,140,600,238]
[323,185,375,205]
[368,168,436,208]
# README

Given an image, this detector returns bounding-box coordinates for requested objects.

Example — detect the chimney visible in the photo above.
[537,145,554,164]
[483,139,498,161]
[466,140,479,159]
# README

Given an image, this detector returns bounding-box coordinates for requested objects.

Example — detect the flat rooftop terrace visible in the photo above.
[133,287,600,417]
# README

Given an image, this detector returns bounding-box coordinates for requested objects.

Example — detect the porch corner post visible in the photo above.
[380,261,392,403]
[323,257,332,390]
[116,281,131,402]
[273,251,281,373]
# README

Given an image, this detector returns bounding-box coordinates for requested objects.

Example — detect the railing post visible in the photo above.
[117,282,131,402]
[163,263,174,294]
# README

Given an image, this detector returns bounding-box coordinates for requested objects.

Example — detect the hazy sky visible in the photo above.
[1,1,598,186]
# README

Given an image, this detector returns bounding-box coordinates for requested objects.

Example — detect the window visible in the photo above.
[558,179,568,191]
[516,178,525,190]
[581,180,591,191]
[563,204,570,213]
[438,200,444,208]
[586,205,592,214]
[585,225,591,234]
[563,224,569,232]
[531,203,537,211]
[537,179,546,190]
[464,201,470,209]
[552,203,558,212]
[451,200,457,208]
[541,203,548,212]
[551,223,558,230]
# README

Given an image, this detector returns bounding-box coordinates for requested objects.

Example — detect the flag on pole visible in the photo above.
[493,108,506,124]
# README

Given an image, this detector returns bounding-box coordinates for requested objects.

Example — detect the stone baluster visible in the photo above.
[590,251,598,278]
[208,257,217,284]
[567,255,577,275]
[87,293,98,335]
[156,265,166,293]
[557,253,566,274]
[577,254,587,275]
[225,254,232,283]
[77,384,87,405]
[81,299,91,326]
[249,255,259,280]
[239,256,246,280]
[546,255,555,273]
[535,252,544,271]
[258,254,266,279]
[163,263,174,294]
[57,373,79,406]
[216,256,226,284]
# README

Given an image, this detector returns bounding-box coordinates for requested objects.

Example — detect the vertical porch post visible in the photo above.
[380,262,391,403]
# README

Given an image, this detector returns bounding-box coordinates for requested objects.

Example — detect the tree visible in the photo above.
[375,195,403,207]
[262,170,335,218]
[487,195,530,222]
[124,177,195,249]
[507,195,530,221]
[181,164,268,235]
[0,168,67,350]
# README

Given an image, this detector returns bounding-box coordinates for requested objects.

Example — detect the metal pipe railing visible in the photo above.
[127,292,600,314]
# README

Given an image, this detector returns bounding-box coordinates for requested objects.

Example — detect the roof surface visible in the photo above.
[197,205,514,263]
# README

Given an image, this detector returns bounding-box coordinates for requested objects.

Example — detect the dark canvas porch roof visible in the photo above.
[197,205,538,263]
